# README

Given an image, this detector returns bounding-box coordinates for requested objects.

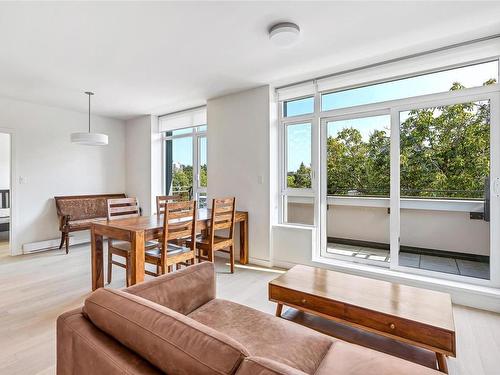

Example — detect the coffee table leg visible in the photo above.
[275,303,283,317]
[436,353,448,374]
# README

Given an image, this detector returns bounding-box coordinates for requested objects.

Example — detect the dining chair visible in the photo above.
[189,197,236,273]
[145,200,197,275]
[106,197,157,286]
[156,195,182,215]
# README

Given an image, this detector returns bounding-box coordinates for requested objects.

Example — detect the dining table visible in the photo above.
[91,208,248,291]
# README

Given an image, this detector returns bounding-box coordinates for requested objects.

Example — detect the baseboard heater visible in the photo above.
[23,235,89,254]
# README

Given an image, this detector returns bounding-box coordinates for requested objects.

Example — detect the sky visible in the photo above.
[170,125,207,167]
[286,60,498,172]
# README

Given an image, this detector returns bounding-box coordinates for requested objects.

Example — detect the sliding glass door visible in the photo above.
[320,92,500,286]
[392,94,499,284]
[321,113,391,266]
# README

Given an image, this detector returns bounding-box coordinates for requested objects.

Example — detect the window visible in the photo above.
[286,123,312,189]
[324,114,391,264]
[278,55,500,286]
[322,60,498,111]
[399,100,491,279]
[326,115,390,197]
[282,121,314,225]
[283,96,314,117]
[160,107,207,208]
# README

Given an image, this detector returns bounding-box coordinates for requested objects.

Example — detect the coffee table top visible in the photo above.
[269,264,454,332]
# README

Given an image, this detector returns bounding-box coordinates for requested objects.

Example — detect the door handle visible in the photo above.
[493,178,500,197]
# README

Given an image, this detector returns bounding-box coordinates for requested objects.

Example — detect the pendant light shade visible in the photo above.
[70,132,108,145]
[71,91,108,146]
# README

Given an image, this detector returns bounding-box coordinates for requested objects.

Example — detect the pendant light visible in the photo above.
[70,91,108,146]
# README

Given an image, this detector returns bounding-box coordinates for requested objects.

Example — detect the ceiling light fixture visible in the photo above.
[70,91,108,146]
[269,22,300,47]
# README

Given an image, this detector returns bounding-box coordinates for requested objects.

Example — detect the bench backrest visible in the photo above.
[55,194,126,221]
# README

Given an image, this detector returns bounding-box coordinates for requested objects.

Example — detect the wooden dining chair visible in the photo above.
[156,195,182,215]
[106,197,157,286]
[145,200,197,275]
[190,197,236,273]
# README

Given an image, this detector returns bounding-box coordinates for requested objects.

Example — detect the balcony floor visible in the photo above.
[327,243,490,280]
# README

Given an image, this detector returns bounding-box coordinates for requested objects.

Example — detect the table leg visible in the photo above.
[239,217,248,265]
[436,353,448,374]
[91,228,104,291]
[275,303,283,317]
[130,230,145,286]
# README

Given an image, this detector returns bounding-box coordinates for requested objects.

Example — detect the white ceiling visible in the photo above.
[1,1,500,120]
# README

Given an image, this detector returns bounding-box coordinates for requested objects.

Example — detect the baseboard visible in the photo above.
[22,234,89,254]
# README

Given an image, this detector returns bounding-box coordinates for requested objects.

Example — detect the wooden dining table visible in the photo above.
[91,209,248,291]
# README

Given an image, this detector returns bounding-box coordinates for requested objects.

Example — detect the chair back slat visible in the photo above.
[209,197,236,243]
[162,201,197,258]
[156,195,182,215]
[107,197,140,220]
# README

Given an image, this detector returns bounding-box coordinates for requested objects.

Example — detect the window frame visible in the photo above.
[279,92,320,226]
[278,56,500,287]
[320,57,499,112]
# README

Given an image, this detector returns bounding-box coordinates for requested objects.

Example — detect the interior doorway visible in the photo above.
[0,132,11,256]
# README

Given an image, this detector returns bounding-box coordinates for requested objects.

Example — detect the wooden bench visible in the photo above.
[55,194,126,253]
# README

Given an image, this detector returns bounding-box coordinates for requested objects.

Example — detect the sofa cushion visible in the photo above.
[235,357,308,375]
[84,288,249,375]
[188,299,333,374]
[314,341,442,375]
[126,261,216,315]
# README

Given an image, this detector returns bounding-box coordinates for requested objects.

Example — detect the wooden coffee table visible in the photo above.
[269,265,455,373]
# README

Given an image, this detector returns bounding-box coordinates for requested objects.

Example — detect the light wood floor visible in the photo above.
[1,244,499,375]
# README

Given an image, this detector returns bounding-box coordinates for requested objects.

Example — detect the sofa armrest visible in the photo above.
[125,261,216,315]
[236,357,308,375]
[57,308,161,375]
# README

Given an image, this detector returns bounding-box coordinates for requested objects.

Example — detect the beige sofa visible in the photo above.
[57,262,441,374]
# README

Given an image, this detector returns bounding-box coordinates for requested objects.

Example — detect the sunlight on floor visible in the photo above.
[226,263,286,274]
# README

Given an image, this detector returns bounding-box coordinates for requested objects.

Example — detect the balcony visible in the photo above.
[286,193,490,280]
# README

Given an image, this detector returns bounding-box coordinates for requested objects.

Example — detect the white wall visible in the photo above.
[125,116,151,215]
[0,97,126,255]
[0,133,9,190]
[124,115,162,216]
[207,86,272,264]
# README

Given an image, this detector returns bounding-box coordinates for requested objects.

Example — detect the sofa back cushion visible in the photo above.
[125,261,216,315]
[55,194,126,221]
[84,288,249,375]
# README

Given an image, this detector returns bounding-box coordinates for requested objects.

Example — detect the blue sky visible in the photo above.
[171,126,207,167]
[286,61,497,172]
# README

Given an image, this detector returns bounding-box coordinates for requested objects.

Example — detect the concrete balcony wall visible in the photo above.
[287,202,490,256]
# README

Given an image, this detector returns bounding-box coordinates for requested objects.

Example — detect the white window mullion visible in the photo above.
[389,108,401,270]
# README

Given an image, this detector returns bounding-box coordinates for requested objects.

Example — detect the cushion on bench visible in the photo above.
[55,194,126,231]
